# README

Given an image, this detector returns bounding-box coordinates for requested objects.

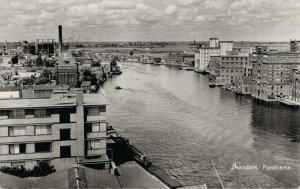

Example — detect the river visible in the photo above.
[103,62,299,188]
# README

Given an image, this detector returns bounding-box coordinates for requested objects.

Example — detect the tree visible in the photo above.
[21,77,35,85]
[36,54,43,66]
[91,61,101,67]
[35,77,51,85]
[0,161,56,178]
[82,68,92,81]
[41,69,52,79]
[11,55,18,64]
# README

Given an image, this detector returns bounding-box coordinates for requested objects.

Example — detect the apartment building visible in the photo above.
[0,89,108,171]
[217,54,252,85]
[251,46,300,101]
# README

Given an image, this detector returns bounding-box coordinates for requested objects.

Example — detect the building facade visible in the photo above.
[0,89,109,171]
[219,41,233,56]
[194,47,220,71]
[217,54,252,85]
[251,46,300,101]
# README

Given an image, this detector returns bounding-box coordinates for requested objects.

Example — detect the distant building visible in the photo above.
[251,46,300,101]
[194,47,220,71]
[208,55,221,76]
[290,39,300,53]
[0,89,109,170]
[56,52,79,88]
[235,76,252,95]
[219,41,233,56]
[166,51,194,66]
[217,54,252,85]
[0,55,13,67]
[209,38,219,48]
[36,39,55,56]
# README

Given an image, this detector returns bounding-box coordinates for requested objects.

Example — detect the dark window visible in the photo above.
[19,144,26,153]
[60,129,71,140]
[25,109,34,115]
[0,110,8,117]
[60,111,70,123]
[60,146,71,158]
[35,142,51,152]
[8,109,25,119]
[99,106,106,113]
[34,109,51,118]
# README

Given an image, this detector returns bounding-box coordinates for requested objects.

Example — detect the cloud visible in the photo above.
[0,0,299,41]
[165,5,178,16]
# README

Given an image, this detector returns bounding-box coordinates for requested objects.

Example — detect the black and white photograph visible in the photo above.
[0,0,299,188]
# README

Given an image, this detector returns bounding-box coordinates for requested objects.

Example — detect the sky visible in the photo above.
[0,0,299,42]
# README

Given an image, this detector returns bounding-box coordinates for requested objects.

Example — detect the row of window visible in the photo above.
[87,107,106,116]
[222,57,248,61]
[7,125,51,136]
[8,142,52,154]
[0,109,51,119]
[7,139,103,155]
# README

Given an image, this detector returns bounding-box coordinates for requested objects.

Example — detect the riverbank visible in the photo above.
[103,62,300,188]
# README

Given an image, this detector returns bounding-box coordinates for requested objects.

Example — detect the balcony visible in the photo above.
[0,134,53,144]
[87,149,106,156]
[0,114,60,125]
[0,152,53,162]
[86,113,106,122]
[87,132,106,139]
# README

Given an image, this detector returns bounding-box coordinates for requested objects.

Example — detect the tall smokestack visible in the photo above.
[58,25,63,55]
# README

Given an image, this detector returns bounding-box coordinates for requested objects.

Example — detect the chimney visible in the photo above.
[58,25,63,55]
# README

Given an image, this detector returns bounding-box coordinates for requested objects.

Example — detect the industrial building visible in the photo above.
[251,46,300,101]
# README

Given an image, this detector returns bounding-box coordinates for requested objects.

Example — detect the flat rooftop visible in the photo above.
[0,92,107,109]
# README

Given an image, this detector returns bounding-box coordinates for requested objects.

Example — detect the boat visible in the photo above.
[195,69,209,74]
[179,67,194,71]
[209,82,216,88]
[115,86,122,90]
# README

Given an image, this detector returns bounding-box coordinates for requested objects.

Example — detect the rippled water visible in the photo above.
[103,63,300,188]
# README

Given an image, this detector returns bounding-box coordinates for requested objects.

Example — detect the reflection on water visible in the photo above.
[103,63,300,188]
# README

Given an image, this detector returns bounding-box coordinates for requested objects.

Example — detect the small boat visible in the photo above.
[180,67,194,71]
[209,82,216,88]
[115,86,122,90]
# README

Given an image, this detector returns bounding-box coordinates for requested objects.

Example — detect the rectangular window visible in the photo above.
[8,109,25,119]
[99,106,106,113]
[9,144,26,154]
[25,109,34,116]
[92,123,100,132]
[8,126,26,136]
[88,140,102,149]
[60,129,71,140]
[35,125,51,135]
[88,107,100,116]
[0,110,8,117]
[34,109,51,118]
[35,142,51,153]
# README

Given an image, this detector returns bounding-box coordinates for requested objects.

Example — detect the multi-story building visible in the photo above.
[0,89,109,171]
[251,46,300,101]
[290,39,300,53]
[219,41,233,56]
[217,54,252,85]
[208,55,221,76]
[194,47,220,71]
